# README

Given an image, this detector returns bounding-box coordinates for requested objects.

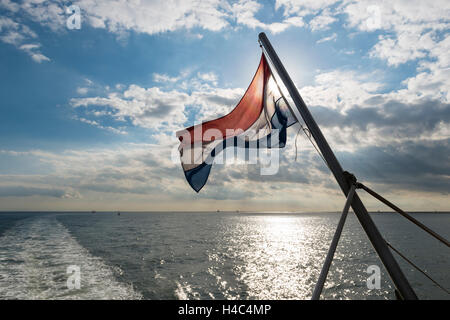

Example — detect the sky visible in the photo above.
[0,0,449,212]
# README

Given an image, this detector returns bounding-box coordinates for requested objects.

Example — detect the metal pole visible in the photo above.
[312,184,356,300]
[258,32,418,300]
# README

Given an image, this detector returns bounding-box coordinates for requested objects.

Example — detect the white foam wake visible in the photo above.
[0,216,142,300]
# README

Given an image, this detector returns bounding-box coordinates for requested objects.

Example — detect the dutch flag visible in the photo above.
[176,54,297,192]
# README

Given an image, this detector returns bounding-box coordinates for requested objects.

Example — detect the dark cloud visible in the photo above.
[283,98,450,194]
[95,170,148,183]
[205,95,239,106]
[197,186,256,200]
[0,186,67,198]
[338,139,450,193]
[166,111,448,197]
[245,161,311,185]
[79,183,158,195]
[310,99,450,135]
[141,102,176,118]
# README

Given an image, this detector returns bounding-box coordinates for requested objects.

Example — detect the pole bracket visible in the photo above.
[343,171,357,186]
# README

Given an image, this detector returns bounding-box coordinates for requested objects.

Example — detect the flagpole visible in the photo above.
[258,32,418,300]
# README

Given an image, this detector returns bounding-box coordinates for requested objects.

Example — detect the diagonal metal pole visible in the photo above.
[312,184,356,300]
[258,32,418,300]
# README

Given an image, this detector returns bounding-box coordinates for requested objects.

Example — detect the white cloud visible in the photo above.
[153,73,182,84]
[0,16,50,63]
[3,0,311,40]
[309,9,337,31]
[0,0,19,12]
[19,43,51,63]
[18,0,71,32]
[29,52,51,63]
[305,69,383,108]
[197,72,218,85]
[270,0,450,70]
[2,0,230,42]
[0,16,36,44]
[71,86,187,132]
[70,69,247,134]
[296,64,450,154]
[343,0,450,66]
[344,0,450,32]
[316,32,337,43]
[76,87,89,95]
[70,82,245,134]
[275,0,340,16]
[2,0,447,70]
[230,0,305,34]
[371,31,437,66]
[75,116,127,135]
[75,0,231,35]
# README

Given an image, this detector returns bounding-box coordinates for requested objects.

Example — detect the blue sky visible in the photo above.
[0,0,449,211]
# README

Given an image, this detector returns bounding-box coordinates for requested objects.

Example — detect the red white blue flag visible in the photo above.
[176,54,297,192]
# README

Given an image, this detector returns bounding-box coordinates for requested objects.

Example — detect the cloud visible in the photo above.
[316,32,337,43]
[309,9,337,31]
[0,16,50,63]
[297,65,449,150]
[230,0,305,34]
[18,0,67,32]
[74,116,127,135]
[19,43,50,62]
[343,0,450,66]
[153,73,183,84]
[339,139,450,194]
[311,99,450,145]
[0,16,35,44]
[275,0,340,16]
[2,0,447,70]
[76,87,89,95]
[300,69,383,112]
[0,186,72,198]
[71,85,189,132]
[70,71,244,133]
[272,1,450,69]
[0,142,211,206]
[0,0,20,12]
[343,1,450,33]
[2,0,311,43]
[79,0,231,34]
[393,36,450,103]
[5,0,231,36]
[197,72,218,85]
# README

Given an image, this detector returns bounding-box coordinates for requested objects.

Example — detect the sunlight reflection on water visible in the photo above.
[206,213,401,300]
[224,215,321,299]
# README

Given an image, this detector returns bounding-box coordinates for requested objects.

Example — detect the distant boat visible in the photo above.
[216,209,220,212]
[91,210,96,214]
[117,211,121,216]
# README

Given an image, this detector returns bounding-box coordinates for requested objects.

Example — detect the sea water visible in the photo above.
[0,211,448,300]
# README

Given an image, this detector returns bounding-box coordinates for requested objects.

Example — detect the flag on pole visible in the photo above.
[176,54,297,192]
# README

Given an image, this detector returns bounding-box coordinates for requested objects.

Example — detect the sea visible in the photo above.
[0,211,448,300]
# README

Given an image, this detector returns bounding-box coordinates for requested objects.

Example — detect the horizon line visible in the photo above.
[1,210,449,214]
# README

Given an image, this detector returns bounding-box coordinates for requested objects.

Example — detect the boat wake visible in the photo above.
[0,216,142,299]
